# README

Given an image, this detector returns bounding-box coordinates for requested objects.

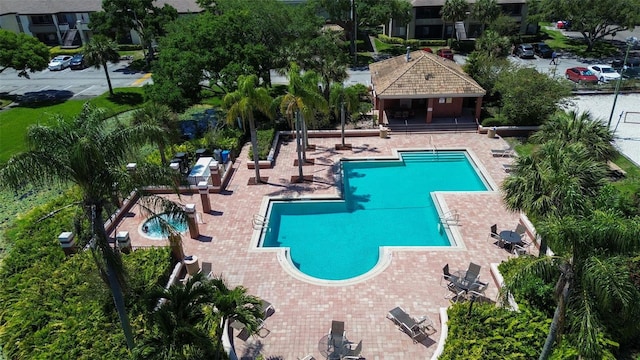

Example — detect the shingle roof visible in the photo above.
[369,50,485,98]
[0,0,202,15]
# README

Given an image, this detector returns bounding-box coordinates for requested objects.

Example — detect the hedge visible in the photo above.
[248,128,275,161]
[377,34,447,47]
[440,303,550,360]
[0,189,174,359]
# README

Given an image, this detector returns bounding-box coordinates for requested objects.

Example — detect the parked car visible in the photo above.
[612,57,640,70]
[69,54,86,70]
[588,65,621,83]
[436,48,454,60]
[422,47,433,53]
[48,55,72,71]
[621,67,640,79]
[516,44,535,59]
[533,43,554,58]
[565,67,599,84]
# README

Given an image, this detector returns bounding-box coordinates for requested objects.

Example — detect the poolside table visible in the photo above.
[318,334,350,359]
[499,230,522,249]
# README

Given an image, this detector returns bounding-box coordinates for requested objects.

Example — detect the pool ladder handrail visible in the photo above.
[252,214,268,230]
[440,210,459,226]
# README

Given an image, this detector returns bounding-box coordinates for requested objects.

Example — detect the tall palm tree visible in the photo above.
[134,272,216,359]
[0,104,183,350]
[205,275,263,342]
[278,62,328,158]
[84,35,121,96]
[132,102,178,165]
[471,0,500,33]
[502,140,608,220]
[329,83,360,147]
[440,0,469,41]
[503,211,640,359]
[531,110,615,162]
[223,75,274,184]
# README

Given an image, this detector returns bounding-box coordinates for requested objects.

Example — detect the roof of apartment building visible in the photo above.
[370,50,485,98]
[0,0,203,15]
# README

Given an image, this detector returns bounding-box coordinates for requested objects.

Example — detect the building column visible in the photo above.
[475,96,483,122]
[198,181,211,214]
[185,204,199,239]
[58,232,76,256]
[377,98,385,124]
[116,231,131,254]
[427,98,434,123]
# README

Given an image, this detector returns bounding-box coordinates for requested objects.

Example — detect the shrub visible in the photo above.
[481,115,508,127]
[248,128,275,161]
[440,303,550,359]
[117,44,143,51]
[498,257,557,316]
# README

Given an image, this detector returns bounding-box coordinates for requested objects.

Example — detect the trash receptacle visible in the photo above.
[379,128,388,138]
[487,127,497,138]
[213,149,222,162]
[221,150,230,163]
[184,255,200,275]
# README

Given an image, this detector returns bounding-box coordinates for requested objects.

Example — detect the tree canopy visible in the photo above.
[313,0,412,36]
[147,0,313,111]
[527,0,640,51]
[90,0,178,48]
[0,30,50,78]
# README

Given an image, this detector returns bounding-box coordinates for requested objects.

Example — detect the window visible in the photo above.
[500,4,522,16]
[439,98,453,104]
[30,15,53,25]
[415,6,442,19]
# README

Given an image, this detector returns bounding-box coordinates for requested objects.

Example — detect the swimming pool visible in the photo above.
[260,151,489,281]
[141,213,187,240]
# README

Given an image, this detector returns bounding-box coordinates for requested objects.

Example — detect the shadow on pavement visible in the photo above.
[16,90,74,107]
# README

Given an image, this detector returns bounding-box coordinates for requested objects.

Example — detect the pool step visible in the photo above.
[401,152,466,162]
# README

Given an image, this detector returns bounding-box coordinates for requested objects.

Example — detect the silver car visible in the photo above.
[516,44,535,59]
[48,55,73,71]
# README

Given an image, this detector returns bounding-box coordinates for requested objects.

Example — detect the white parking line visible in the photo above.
[36,86,49,92]
[73,85,96,97]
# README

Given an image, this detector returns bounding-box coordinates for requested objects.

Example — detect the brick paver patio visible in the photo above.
[114,131,522,360]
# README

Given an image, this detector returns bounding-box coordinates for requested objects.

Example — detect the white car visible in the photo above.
[48,55,73,71]
[587,65,621,83]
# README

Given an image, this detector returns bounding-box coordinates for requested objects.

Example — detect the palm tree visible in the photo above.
[440,0,469,41]
[471,0,500,33]
[132,102,178,165]
[223,75,274,184]
[329,83,360,147]
[530,110,615,162]
[278,62,328,158]
[206,275,263,341]
[134,272,216,359]
[84,35,121,96]
[502,140,609,220]
[0,104,183,350]
[503,211,640,359]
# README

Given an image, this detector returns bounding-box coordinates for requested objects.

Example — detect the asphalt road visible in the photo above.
[0,61,152,101]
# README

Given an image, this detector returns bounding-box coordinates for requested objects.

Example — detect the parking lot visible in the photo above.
[0,61,151,101]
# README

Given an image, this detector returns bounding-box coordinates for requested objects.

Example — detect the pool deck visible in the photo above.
[113,132,522,360]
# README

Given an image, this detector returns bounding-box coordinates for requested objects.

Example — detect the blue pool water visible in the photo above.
[261,151,488,280]
[142,213,187,239]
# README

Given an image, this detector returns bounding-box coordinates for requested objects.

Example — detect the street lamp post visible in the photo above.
[608,36,638,129]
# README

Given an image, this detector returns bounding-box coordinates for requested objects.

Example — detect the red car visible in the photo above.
[565,67,598,84]
[437,48,454,61]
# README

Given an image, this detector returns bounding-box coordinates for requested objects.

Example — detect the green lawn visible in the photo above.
[540,27,618,58]
[0,87,145,165]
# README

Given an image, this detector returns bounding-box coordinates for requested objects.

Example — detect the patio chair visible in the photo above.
[488,224,504,248]
[329,320,346,348]
[465,262,482,283]
[512,242,531,256]
[503,163,516,173]
[387,306,434,342]
[445,282,466,303]
[515,224,527,240]
[441,263,458,287]
[341,340,363,359]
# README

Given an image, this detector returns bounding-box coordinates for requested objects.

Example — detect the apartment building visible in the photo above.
[0,0,202,46]
[388,0,534,40]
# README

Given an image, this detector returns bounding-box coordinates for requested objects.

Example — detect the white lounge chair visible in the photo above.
[491,145,515,157]
[341,340,363,359]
